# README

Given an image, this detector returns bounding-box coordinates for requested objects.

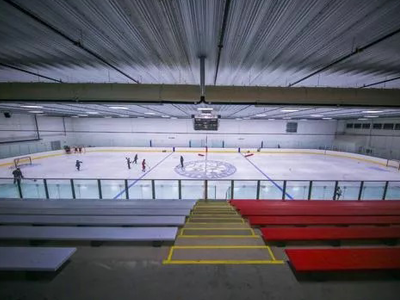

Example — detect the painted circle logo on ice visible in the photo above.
[175,160,236,179]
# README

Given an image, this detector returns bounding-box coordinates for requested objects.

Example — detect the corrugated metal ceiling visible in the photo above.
[0,0,400,88]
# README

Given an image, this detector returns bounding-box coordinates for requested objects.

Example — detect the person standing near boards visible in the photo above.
[335,186,342,200]
[126,157,131,169]
[12,168,24,185]
[180,155,184,168]
[133,154,138,164]
[75,160,83,171]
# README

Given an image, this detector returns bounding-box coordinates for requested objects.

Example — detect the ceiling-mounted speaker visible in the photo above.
[4,112,11,118]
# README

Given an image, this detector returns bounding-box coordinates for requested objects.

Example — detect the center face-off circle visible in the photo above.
[174,160,237,179]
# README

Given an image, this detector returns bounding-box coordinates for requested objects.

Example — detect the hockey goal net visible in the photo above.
[386,159,400,171]
[14,156,33,168]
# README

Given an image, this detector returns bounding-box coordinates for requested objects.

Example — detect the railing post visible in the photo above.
[98,179,102,199]
[256,180,260,200]
[44,179,49,199]
[382,181,389,200]
[178,180,182,200]
[231,180,234,200]
[151,180,156,199]
[308,180,312,200]
[70,179,76,199]
[358,181,364,200]
[282,181,286,200]
[124,179,129,199]
[204,180,208,201]
[333,181,338,200]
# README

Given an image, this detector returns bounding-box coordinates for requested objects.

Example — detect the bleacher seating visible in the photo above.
[0,215,185,226]
[0,247,76,272]
[286,248,400,271]
[248,215,400,226]
[230,200,400,210]
[0,199,194,216]
[0,208,191,216]
[261,227,400,242]
[230,200,400,226]
[0,226,178,242]
[0,199,192,246]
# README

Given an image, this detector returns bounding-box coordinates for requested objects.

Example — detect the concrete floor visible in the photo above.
[0,245,399,300]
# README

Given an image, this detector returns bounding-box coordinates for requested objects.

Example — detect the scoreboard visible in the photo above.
[194,117,219,131]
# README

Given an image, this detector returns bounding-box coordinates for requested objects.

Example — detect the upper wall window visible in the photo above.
[286,122,298,133]
[373,123,382,129]
[354,123,361,129]
[395,124,400,130]
[346,123,353,129]
[383,123,394,130]
[362,123,370,129]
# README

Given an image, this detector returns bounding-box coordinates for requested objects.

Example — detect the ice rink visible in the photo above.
[1,147,400,200]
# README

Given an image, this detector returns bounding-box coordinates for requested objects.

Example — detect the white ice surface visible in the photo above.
[1,149,399,181]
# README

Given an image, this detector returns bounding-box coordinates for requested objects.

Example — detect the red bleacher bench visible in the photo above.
[249,216,400,226]
[239,208,400,216]
[286,248,400,271]
[230,200,400,207]
[261,227,400,241]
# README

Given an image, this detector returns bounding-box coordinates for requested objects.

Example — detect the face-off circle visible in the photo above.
[174,160,237,179]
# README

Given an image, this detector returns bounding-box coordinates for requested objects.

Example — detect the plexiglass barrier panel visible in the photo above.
[0,178,20,198]
[128,180,152,199]
[285,181,309,200]
[101,180,126,199]
[385,181,400,200]
[181,180,204,200]
[259,180,284,200]
[338,181,361,200]
[47,179,73,199]
[310,181,335,200]
[360,181,386,200]
[208,181,231,199]
[233,181,257,199]
[20,179,46,199]
[154,180,179,199]
[73,180,99,199]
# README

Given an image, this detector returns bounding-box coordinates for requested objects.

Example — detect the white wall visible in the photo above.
[0,114,73,158]
[69,118,338,149]
[0,114,340,158]
[334,118,400,159]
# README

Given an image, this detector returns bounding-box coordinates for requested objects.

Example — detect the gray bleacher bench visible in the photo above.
[0,208,191,216]
[0,226,178,243]
[0,215,186,226]
[0,247,76,272]
[0,199,197,209]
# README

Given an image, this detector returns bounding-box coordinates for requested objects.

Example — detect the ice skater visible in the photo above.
[75,160,83,171]
[142,159,147,172]
[12,168,24,185]
[180,155,184,169]
[126,157,131,169]
[335,186,342,200]
[133,154,138,164]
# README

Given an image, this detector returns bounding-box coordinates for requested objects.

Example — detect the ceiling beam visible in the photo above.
[1,83,400,107]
